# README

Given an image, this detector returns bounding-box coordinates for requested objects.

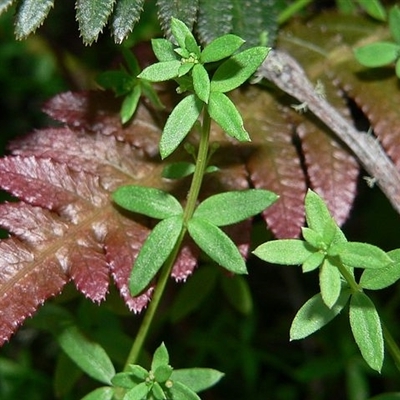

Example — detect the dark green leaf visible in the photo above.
[349,292,384,372]
[162,162,196,179]
[197,0,232,44]
[290,289,350,340]
[360,249,400,290]
[138,60,181,82]
[201,34,245,63]
[210,47,270,93]
[390,6,400,44]
[160,94,203,159]
[170,266,218,322]
[96,70,134,95]
[76,0,115,45]
[129,216,183,296]
[192,63,210,103]
[193,189,278,226]
[319,258,342,309]
[221,275,253,315]
[231,0,278,47]
[54,352,83,397]
[113,186,183,219]
[152,38,179,62]
[81,387,114,400]
[354,42,400,67]
[167,381,200,400]
[157,0,199,40]
[124,382,150,400]
[121,85,141,123]
[253,239,315,265]
[111,0,144,44]
[151,343,170,371]
[170,368,224,393]
[331,242,393,269]
[15,0,54,39]
[141,80,165,110]
[188,217,247,274]
[208,91,250,141]
[122,48,141,75]
[57,325,115,384]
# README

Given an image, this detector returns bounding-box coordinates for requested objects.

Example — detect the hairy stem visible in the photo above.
[123,109,211,369]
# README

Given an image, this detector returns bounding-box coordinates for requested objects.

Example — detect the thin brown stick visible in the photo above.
[257,50,400,215]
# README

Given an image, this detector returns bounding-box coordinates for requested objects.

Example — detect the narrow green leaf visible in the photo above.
[121,85,141,123]
[201,34,245,63]
[130,216,183,296]
[138,60,181,82]
[210,47,270,93]
[192,64,210,103]
[221,275,253,315]
[302,251,325,273]
[160,94,203,159]
[349,292,384,372]
[208,91,250,141]
[196,0,232,44]
[319,258,342,309]
[76,0,115,45]
[188,217,247,274]
[170,368,224,393]
[96,70,134,95]
[141,81,165,110]
[290,289,350,340]
[171,17,198,55]
[396,58,400,79]
[81,387,114,400]
[390,6,400,44]
[113,186,183,219]
[152,382,167,400]
[57,325,115,385]
[170,266,218,322]
[111,371,142,389]
[305,189,334,234]
[332,242,393,269]
[15,0,54,39]
[124,382,150,400]
[253,239,315,265]
[357,0,387,21]
[178,62,194,77]
[111,0,144,44]
[354,42,400,67]
[167,381,200,400]
[151,38,179,62]
[151,343,170,371]
[128,365,148,380]
[360,249,400,290]
[55,352,83,397]
[193,189,277,226]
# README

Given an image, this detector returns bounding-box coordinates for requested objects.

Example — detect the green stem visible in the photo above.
[123,109,211,370]
[277,0,313,25]
[336,262,360,293]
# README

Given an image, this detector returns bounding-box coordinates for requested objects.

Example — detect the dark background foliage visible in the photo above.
[0,1,400,399]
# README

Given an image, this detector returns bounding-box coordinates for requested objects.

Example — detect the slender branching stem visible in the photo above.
[336,262,360,293]
[123,109,211,370]
[382,323,400,372]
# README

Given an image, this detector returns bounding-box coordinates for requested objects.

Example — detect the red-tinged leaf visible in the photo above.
[298,123,359,226]
[42,91,163,157]
[228,88,306,238]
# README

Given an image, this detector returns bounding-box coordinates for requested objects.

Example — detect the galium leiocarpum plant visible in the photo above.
[66,18,274,399]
